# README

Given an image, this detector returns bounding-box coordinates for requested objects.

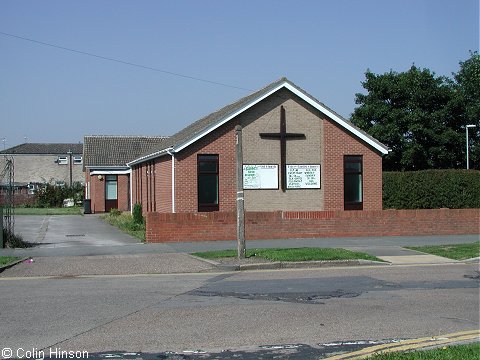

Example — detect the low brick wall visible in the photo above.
[0,194,36,207]
[146,209,480,243]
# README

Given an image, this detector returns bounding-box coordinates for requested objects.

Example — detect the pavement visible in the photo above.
[0,214,478,277]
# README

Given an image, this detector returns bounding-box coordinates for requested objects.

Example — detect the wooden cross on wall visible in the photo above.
[260,106,306,192]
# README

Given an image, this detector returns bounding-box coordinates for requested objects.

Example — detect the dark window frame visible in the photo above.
[344,155,363,210]
[197,154,219,212]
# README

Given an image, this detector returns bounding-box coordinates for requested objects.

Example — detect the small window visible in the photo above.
[57,156,68,165]
[73,156,83,165]
[198,155,219,212]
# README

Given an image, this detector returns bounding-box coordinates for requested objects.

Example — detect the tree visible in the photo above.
[351,53,479,171]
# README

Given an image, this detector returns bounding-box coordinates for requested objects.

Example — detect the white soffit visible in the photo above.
[90,170,131,175]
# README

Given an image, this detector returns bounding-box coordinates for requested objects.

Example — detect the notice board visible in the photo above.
[286,164,321,189]
[243,164,278,189]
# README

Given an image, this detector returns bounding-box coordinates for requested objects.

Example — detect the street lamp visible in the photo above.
[67,149,73,186]
[466,124,476,170]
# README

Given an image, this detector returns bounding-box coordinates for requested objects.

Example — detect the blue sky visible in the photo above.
[1,0,478,148]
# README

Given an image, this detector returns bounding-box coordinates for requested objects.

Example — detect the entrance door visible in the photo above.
[105,175,118,212]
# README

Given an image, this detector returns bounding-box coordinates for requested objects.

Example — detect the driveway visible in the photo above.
[14,214,139,247]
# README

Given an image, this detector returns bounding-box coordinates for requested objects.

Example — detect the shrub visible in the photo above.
[2,228,31,248]
[35,182,83,208]
[109,208,121,217]
[383,169,480,209]
[132,203,143,225]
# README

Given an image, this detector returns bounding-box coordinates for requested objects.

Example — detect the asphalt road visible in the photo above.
[1,263,478,359]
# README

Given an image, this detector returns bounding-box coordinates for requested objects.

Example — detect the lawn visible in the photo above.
[0,256,19,266]
[192,247,382,262]
[101,213,145,241]
[14,207,83,215]
[368,343,479,359]
[406,242,479,260]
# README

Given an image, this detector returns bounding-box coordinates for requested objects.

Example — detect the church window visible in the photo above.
[198,155,219,212]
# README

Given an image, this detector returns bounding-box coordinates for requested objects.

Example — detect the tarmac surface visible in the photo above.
[0,215,478,359]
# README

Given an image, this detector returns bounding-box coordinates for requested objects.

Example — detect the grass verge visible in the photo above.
[0,256,20,266]
[406,242,479,260]
[101,213,145,242]
[368,342,479,359]
[14,207,83,215]
[192,247,383,262]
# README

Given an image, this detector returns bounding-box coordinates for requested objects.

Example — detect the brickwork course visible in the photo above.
[146,209,480,243]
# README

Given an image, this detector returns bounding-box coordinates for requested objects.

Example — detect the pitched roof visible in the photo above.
[83,135,169,167]
[129,77,389,165]
[0,143,83,155]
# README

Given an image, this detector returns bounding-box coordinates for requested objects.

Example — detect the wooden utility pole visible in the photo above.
[1,207,3,248]
[235,125,246,258]
[67,149,73,187]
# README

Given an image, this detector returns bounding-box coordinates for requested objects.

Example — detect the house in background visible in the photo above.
[83,135,168,213]
[0,143,84,205]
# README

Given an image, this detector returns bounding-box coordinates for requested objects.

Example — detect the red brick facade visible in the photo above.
[156,156,172,212]
[131,156,174,214]
[146,209,480,242]
[174,120,238,213]
[85,172,130,213]
[128,82,386,219]
[323,119,383,211]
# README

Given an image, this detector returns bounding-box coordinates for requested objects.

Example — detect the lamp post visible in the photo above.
[466,125,476,170]
[67,149,73,186]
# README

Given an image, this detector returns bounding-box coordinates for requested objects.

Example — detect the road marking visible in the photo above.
[325,329,480,359]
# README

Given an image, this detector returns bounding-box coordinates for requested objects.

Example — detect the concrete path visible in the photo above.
[13,215,139,247]
[0,253,216,277]
[344,245,461,265]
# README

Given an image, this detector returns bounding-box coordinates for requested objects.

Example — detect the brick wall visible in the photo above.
[174,120,238,212]
[88,172,105,213]
[85,172,130,213]
[0,193,36,206]
[323,119,383,211]
[146,209,480,242]
[156,156,172,212]
[241,89,325,211]
[117,175,130,211]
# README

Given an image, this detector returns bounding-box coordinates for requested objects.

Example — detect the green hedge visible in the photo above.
[383,169,480,209]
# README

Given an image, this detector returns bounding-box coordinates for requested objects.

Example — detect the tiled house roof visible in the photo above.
[83,135,169,167]
[0,143,83,155]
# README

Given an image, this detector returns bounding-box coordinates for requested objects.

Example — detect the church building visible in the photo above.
[122,78,389,214]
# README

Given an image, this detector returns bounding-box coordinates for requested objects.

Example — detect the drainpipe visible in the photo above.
[166,148,175,213]
[128,167,133,214]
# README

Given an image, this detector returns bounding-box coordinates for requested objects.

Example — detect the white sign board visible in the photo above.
[286,164,321,189]
[243,164,278,189]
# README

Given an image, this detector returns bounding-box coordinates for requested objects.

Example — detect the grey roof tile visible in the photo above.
[83,135,169,167]
[0,143,83,155]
